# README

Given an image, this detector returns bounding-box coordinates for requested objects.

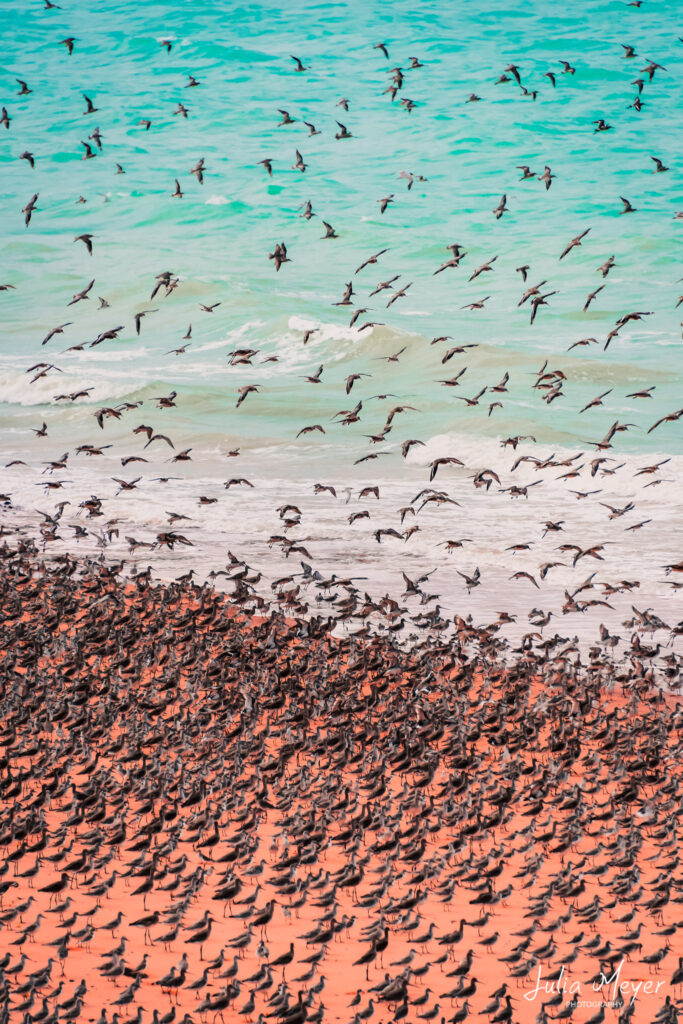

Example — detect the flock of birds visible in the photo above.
[1,550,683,1024]
[0,1,681,668]
[0,3,682,1021]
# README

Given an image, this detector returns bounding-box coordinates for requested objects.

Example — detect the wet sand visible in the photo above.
[0,543,682,1024]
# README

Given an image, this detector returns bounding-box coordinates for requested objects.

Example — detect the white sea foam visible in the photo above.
[0,370,144,408]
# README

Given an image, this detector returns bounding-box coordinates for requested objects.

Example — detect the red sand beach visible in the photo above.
[0,543,682,1024]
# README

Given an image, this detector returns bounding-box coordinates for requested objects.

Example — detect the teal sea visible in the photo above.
[0,0,681,637]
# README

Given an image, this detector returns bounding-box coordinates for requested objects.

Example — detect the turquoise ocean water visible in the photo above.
[0,0,681,638]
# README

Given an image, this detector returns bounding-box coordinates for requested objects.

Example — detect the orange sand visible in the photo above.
[0,550,681,1024]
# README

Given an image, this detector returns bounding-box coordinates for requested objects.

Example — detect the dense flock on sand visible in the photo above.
[1,550,683,1024]
[1,0,683,1021]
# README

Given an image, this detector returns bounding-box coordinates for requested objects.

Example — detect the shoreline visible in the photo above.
[2,1,682,1021]
[1,545,682,1023]
[2,436,681,674]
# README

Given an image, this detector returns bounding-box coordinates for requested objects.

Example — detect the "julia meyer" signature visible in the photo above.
[524,959,667,1006]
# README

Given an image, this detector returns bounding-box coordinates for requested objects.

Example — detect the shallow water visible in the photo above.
[1,0,681,653]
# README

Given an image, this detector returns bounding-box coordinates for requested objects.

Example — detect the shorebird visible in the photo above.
[559,228,590,259]
[0,19,680,1024]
